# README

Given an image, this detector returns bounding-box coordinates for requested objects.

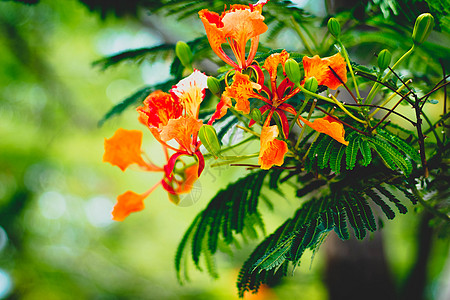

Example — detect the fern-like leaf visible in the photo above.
[345,132,360,170]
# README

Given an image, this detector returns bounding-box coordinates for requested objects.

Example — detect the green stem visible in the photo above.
[338,40,361,100]
[210,153,259,167]
[290,16,314,56]
[369,79,411,118]
[329,94,366,124]
[366,44,416,104]
[289,97,310,136]
[295,99,317,149]
[236,124,260,137]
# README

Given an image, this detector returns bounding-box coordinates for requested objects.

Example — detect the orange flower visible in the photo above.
[137,90,182,142]
[299,115,349,146]
[302,53,347,90]
[259,125,288,169]
[160,116,203,154]
[223,71,263,114]
[111,190,147,221]
[263,49,290,81]
[199,2,268,70]
[103,128,161,171]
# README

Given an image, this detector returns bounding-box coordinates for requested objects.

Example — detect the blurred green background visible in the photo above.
[0,0,448,299]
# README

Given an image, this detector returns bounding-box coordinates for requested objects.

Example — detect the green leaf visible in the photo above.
[377,129,420,162]
[330,143,346,174]
[359,138,373,166]
[345,132,360,170]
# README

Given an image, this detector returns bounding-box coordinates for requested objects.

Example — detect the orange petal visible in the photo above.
[170,69,208,118]
[176,164,199,194]
[103,128,150,171]
[222,8,267,67]
[208,95,232,125]
[111,190,147,221]
[299,115,349,146]
[302,53,347,90]
[259,125,288,170]
[223,71,261,114]
[199,9,228,63]
[160,116,203,153]
[263,49,289,81]
[137,90,182,130]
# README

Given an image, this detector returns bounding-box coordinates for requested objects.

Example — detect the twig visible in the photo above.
[328,66,359,104]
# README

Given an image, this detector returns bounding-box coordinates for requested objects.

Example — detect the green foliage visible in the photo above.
[237,178,419,296]
[306,128,419,175]
[175,171,268,282]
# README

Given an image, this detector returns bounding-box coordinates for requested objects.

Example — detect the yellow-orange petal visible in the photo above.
[259,125,288,170]
[263,49,289,81]
[111,190,147,221]
[160,116,203,153]
[103,128,149,171]
[302,53,347,90]
[170,69,208,118]
[223,71,261,114]
[300,115,349,146]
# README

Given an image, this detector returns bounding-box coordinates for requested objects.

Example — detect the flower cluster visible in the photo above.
[104,0,351,220]
[104,70,210,221]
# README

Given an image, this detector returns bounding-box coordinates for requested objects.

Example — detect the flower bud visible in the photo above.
[327,18,341,39]
[304,77,318,93]
[285,58,301,85]
[207,76,222,96]
[377,49,391,71]
[412,13,434,45]
[250,108,261,123]
[175,41,193,68]
[198,125,221,159]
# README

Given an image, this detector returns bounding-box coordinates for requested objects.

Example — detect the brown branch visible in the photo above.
[328,66,359,104]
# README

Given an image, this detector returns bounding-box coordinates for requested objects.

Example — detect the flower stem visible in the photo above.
[337,40,362,101]
[329,94,366,124]
[295,99,317,149]
[366,44,416,104]
[369,79,412,118]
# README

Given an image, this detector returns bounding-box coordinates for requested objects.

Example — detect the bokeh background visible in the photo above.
[0,0,449,299]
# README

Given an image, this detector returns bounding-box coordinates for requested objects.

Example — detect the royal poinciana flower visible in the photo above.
[302,53,347,90]
[103,70,209,221]
[220,50,350,169]
[198,1,268,70]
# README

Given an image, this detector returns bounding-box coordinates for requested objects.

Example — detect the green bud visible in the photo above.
[304,77,318,93]
[250,108,262,123]
[198,125,221,159]
[377,49,392,71]
[175,41,193,68]
[327,18,341,39]
[207,76,222,96]
[412,13,434,45]
[285,58,301,85]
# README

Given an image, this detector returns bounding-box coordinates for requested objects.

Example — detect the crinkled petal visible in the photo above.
[112,190,147,221]
[103,128,154,171]
[299,115,349,145]
[170,69,208,118]
[259,125,288,169]
[137,90,182,128]
[160,116,203,153]
[302,53,347,90]
[263,49,289,81]
[208,95,232,125]
[223,71,261,114]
